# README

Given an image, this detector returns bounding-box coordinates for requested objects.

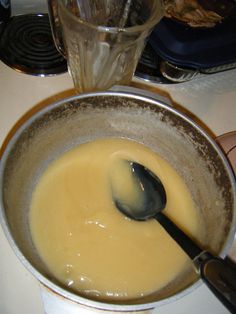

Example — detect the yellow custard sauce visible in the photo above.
[29,138,203,300]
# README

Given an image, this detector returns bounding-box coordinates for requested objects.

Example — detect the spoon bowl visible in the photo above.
[112,161,167,221]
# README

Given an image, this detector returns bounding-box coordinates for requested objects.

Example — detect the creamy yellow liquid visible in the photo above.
[30,138,202,300]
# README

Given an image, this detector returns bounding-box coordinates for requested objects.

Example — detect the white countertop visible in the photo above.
[0,60,236,314]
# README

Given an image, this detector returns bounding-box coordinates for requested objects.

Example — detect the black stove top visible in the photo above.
[1,13,236,83]
[0,13,169,83]
[0,14,67,76]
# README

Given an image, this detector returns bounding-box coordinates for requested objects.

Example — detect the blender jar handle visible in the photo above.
[47,0,66,58]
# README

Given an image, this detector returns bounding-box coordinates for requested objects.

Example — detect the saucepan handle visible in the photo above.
[216,131,236,176]
[47,0,66,57]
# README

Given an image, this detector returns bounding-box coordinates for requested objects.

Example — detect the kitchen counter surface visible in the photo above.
[0,60,236,314]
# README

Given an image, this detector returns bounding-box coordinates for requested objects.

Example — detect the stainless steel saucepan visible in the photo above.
[0,89,235,313]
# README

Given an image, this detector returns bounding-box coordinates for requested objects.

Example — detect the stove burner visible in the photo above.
[0,14,67,76]
[135,43,170,84]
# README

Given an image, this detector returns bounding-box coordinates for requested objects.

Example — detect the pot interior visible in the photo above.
[1,92,235,308]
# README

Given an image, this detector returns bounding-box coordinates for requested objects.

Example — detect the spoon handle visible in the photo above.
[154,212,202,259]
[155,212,236,313]
[198,254,236,314]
